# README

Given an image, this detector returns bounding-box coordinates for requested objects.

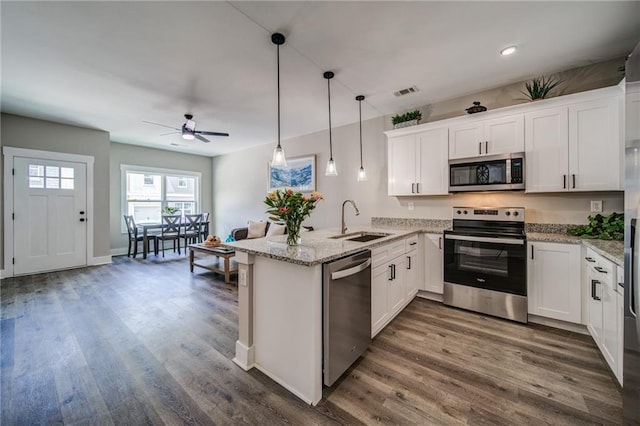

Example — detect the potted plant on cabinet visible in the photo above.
[392,109,422,129]
[521,76,561,101]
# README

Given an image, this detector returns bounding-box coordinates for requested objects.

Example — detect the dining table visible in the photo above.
[138,220,210,259]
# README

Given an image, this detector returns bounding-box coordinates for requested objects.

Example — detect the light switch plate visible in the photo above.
[408,202,414,211]
[591,200,603,213]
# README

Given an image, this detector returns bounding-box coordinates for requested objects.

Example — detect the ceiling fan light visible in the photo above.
[271,145,287,167]
[500,45,517,56]
[357,166,368,182]
[325,158,338,176]
[182,132,195,140]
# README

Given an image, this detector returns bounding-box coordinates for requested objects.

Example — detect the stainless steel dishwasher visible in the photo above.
[323,250,372,386]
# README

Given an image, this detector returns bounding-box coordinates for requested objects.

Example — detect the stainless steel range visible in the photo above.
[443,207,527,323]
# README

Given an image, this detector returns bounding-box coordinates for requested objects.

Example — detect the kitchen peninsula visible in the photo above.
[223,227,419,405]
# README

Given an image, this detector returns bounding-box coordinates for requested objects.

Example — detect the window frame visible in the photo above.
[120,164,201,233]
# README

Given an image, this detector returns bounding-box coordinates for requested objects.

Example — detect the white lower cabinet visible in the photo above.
[527,242,582,323]
[584,248,622,384]
[424,234,444,294]
[371,236,420,337]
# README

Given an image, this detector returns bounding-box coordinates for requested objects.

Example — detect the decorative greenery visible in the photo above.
[162,206,179,214]
[392,110,422,125]
[567,212,624,240]
[264,189,324,245]
[521,76,560,101]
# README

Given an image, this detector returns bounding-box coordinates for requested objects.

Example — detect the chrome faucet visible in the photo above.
[341,200,360,234]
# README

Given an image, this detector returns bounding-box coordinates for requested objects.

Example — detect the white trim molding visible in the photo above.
[2,146,96,278]
[89,255,113,266]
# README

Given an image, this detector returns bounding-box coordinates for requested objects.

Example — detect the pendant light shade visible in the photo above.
[270,33,287,167]
[356,95,368,181]
[324,71,338,176]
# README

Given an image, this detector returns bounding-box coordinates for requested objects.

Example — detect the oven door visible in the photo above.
[444,233,526,296]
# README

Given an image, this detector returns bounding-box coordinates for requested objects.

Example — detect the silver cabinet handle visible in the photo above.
[331,258,372,280]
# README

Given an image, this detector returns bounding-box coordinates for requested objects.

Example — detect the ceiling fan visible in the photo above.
[143,114,229,143]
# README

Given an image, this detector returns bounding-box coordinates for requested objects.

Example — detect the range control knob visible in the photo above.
[513,211,519,217]
[457,210,462,215]
[505,211,511,216]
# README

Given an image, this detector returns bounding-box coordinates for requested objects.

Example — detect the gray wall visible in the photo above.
[212,59,625,237]
[109,142,213,252]
[1,113,112,267]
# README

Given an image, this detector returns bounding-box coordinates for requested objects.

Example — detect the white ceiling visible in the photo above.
[2,1,639,157]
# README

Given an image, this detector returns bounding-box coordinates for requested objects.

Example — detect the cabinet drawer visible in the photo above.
[405,235,419,251]
[372,239,406,267]
[584,248,615,290]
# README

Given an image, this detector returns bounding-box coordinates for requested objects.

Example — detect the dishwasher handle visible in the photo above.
[331,258,372,280]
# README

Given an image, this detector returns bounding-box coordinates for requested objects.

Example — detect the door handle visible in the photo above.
[407,255,411,270]
[563,174,566,189]
[572,174,576,189]
[331,258,372,280]
[531,245,534,260]
[80,211,85,215]
[630,218,637,317]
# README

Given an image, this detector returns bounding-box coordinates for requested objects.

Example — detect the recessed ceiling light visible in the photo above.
[500,46,517,56]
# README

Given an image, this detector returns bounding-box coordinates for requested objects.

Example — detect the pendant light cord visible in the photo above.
[277,43,281,149]
[358,98,363,168]
[327,77,333,160]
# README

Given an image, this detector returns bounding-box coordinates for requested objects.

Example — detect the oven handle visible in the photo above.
[444,234,525,245]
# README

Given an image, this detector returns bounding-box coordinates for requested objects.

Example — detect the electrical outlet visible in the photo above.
[590,200,603,213]
[408,202,414,211]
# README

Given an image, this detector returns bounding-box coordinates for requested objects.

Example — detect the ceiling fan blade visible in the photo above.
[142,120,180,130]
[196,130,230,137]
[160,131,180,136]
[195,134,211,143]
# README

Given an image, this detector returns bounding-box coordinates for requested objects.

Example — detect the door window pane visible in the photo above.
[61,167,74,178]
[29,164,44,177]
[46,178,60,189]
[61,179,74,189]
[29,177,44,188]
[46,166,60,178]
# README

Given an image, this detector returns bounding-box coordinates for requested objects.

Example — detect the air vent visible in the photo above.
[393,86,419,97]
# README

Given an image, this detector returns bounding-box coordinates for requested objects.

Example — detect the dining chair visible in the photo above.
[155,215,182,257]
[201,212,210,239]
[183,213,203,249]
[124,215,156,258]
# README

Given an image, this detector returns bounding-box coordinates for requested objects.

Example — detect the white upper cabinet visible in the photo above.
[568,97,622,191]
[449,114,524,159]
[388,127,448,196]
[525,107,569,192]
[526,93,622,193]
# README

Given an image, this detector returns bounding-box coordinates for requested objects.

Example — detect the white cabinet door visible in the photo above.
[484,114,524,155]
[405,249,419,298]
[388,134,417,196]
[388,256,407,316]
[525,107,569,193]
[371,263,390,337]
[424,234,443,294]
[416,128,449,195]
[449,122,483,159]
[586,267,604,341]
[528,242,581,323]
[602,281,618,372]
[569,96,621,191]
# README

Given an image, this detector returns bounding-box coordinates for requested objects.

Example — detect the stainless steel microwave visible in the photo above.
[449,152,525,192]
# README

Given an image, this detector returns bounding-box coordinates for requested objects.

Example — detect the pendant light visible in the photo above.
[356,95,368,181]
[324,71,338,176]
[270,33,287,167]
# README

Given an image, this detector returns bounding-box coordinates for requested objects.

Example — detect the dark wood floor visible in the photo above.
[1,253,622,425]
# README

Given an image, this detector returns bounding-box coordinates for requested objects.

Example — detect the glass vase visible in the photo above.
[286,221,302,246]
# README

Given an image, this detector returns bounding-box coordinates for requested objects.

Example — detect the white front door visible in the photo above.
[13,156,87,275]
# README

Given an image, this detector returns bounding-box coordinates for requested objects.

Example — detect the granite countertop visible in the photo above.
[221,227,419,266]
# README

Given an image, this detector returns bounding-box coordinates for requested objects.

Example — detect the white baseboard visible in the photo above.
[528,314,589,335]
[110,247,129,257]
[89,255,112,266]
[0,269,6,279]
[417,290,444,302]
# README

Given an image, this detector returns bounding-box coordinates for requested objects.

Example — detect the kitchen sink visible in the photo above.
[328,231,390,241]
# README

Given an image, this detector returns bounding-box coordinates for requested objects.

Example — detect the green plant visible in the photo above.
[162,206,179,214]
[521,76,560,101]
[567,212,624,240]
[392,110,422,125]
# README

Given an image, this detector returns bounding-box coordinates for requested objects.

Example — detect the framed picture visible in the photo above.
[268,154,316,192]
